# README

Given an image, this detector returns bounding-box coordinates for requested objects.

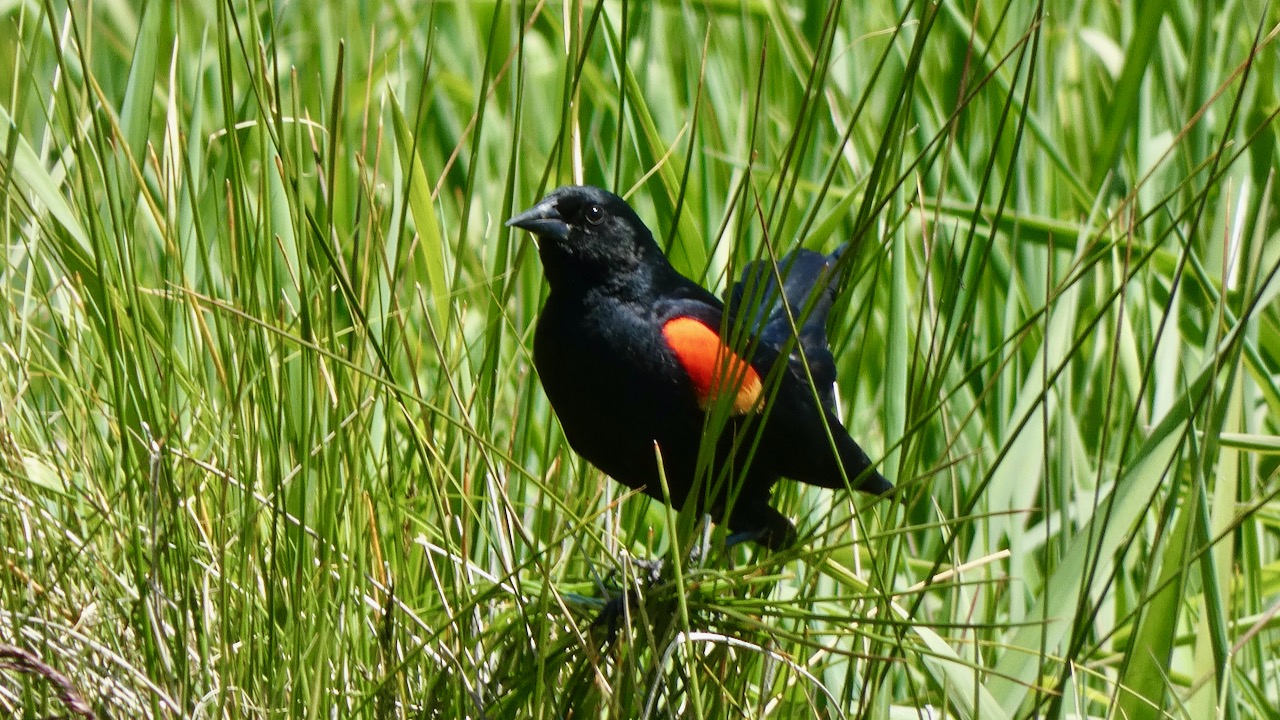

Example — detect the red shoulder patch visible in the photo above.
[661,317,762,414]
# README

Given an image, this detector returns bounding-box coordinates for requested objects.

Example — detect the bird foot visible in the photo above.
[592,555,664,643]
[592,535,715,643]
[723,528,763,549]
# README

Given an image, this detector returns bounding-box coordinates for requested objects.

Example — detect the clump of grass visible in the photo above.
[1,1,1278,718]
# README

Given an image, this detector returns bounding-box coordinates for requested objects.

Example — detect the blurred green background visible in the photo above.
[2,1,1279,718]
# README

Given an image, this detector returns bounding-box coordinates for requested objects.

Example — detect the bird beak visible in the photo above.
[506,201,569,242]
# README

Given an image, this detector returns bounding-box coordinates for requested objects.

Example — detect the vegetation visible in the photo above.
[2,0,1278,717]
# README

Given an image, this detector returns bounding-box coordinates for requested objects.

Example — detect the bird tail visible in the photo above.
[834,429,894,495]
[784,415,892,495]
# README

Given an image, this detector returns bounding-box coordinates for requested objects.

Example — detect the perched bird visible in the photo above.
[508,185,891,550]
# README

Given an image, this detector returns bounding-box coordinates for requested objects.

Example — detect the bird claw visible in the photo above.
[723,528,762,549]
[592,588,638,644]
[590,539,708,643]
[592,557,663,644]
[590,518,745,643]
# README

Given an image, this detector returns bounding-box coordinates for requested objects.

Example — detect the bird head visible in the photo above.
[507,185,664,293]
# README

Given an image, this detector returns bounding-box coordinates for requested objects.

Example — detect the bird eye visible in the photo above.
[584,204,606,225]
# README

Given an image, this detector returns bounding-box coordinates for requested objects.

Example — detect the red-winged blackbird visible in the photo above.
[508,185,891,550]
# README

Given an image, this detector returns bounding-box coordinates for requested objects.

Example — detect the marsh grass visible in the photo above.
[2,1,1279,718]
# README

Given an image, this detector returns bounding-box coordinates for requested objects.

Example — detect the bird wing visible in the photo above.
[727,248,842,411]
[654,288,763,415]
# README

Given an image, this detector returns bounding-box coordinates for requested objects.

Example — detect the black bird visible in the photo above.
[508,185,891,550]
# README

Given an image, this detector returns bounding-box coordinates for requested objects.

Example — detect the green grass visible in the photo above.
[2,0,1279,717]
